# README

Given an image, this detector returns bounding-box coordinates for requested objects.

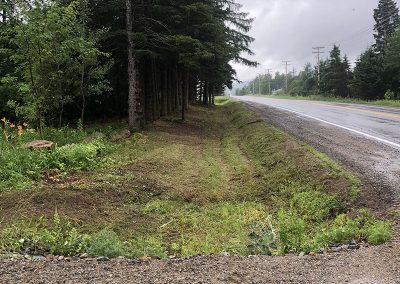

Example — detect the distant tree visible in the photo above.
[351,48,385,100]
[374,0,400,52]
[383,28,400,98]
[322,45,350,97]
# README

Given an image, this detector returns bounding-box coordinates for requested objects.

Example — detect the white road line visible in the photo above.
[255,102,400,150]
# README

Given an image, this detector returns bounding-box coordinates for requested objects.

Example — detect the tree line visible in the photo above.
[236,0,400,101]
[0,0,256,130]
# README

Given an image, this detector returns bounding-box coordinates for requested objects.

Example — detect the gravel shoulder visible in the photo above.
[0,244,399,284]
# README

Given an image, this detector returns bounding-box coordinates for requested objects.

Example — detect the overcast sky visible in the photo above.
[233,0,400,82]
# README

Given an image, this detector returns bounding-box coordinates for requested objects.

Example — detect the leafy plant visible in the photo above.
[384,90,396,100]
[248,217,277,256]
[290,191,339,223]
[0,213,89,256]
[47,139,110,172]
[276,209,306,253]
[40,212,90,256]
[127,236,167,258]
[364,220,393,245]
[88,229,124,258]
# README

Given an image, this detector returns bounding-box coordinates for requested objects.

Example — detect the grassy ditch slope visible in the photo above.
[0,97,393,258]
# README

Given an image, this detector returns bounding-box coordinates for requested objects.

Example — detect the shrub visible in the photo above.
[88,229,124,258]
[0,141,46,190]
[47,140,109,172]
[384,90,396,100]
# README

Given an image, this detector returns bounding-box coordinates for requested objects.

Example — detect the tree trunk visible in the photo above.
[184,71,189,110]
[126,0,141,130]
[203,82,209,105]
[80,64,85,124]
[59,100,64,128]
[161,68,168,116]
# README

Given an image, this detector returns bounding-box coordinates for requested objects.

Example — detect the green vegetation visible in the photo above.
[0,120,115,191]
[0,0,394,260]
[89,229,124,258]
[236,0,400,104]
[0,212,90,257]
[0,0,255,130]
[0,99,393,258]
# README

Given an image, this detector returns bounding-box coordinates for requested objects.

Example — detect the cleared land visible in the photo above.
[0,97,397,283]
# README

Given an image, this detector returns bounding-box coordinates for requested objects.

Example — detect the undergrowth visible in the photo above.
[0,122,122,191]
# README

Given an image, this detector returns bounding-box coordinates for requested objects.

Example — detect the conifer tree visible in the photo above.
[374,0,400,52]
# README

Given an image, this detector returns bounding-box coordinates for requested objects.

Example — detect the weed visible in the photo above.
[0,213,89,256]
[0,99,393,258]
[88,228,124,258]
[248,217,277,255]
[126,235,167,258]
[290,191,339,222]
[276,209,306,253]
[364,221,393,245]
[326,214,360,243]
[40,212,90,256]
[47,140,111,172]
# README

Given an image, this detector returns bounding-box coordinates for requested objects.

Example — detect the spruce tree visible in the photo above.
[374,0,400,52]
[351,48,385,100]
[383,28,400,98]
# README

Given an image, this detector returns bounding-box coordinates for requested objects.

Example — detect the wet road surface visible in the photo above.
[235,96,400,149]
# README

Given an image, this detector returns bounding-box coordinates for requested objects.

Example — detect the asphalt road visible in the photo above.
[235,96,400,227]
[236,96,400,149]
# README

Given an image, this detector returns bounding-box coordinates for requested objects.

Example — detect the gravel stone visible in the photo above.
[0,245,398,283]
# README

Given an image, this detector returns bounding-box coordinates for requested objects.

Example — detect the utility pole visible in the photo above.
[312,46,325,86]
[252,80,255,94]
[282,61,291,91]
[266,69,272,95]
[258,74,261,94]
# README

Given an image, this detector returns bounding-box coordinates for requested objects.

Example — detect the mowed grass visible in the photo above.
[0,97,392,257]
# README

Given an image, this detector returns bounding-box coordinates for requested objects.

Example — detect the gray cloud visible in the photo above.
[233,0,400,82]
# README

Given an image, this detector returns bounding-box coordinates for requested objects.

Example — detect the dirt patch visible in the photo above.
[0,177,166,233]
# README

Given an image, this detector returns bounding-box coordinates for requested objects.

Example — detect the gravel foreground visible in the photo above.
[0,244,399,284]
